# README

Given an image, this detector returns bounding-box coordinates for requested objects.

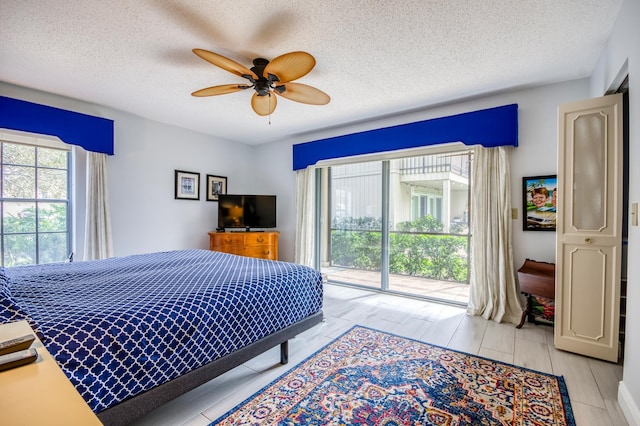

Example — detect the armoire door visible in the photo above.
[555,93,623,362]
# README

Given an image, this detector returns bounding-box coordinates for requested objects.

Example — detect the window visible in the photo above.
[411,194,443,223]
[1,139,71,266]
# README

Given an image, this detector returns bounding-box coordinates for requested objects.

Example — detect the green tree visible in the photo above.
[2,203,68,266]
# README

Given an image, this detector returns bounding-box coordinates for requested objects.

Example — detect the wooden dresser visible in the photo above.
[209,231,279,260]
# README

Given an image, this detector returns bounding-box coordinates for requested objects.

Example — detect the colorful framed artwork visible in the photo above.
[523,175,557,231]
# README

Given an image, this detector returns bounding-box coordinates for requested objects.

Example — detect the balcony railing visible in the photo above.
[398,156,469,178]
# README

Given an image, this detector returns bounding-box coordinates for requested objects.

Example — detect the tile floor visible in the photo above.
[130,283,627,426]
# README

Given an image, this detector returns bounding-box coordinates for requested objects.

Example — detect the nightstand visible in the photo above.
[0,320,101,425]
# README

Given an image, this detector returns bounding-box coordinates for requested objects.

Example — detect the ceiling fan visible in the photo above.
[191,49,330,116]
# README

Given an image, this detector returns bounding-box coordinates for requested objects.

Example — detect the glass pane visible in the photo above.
[38,202,67,232]
[573,112,606,230]
[388,153,470,302]
[2,143,35,166]
[323,161,382,289]
[2,202,36,233]
[39,233,68,264]
[1,142,70,267]
[3,234,36,266]
[37,168,68,199]
[37,147,67,168]
[3,165,36,198]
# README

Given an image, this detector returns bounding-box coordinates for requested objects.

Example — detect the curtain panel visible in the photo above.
[467,146,524,323]
[84,152,114,260]
[294,168,316,267]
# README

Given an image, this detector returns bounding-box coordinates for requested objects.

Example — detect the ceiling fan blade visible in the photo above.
[193,49,258,80]
[191,84,251,97]
[251,93,277,116]
[264,51,316,83]
[275,83,330,105]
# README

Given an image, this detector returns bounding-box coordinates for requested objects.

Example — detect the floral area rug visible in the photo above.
[211,325,575,425]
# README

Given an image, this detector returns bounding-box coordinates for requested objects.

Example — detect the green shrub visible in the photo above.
[330,216,469,282]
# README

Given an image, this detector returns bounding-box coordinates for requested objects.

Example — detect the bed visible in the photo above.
[0,249,323,425]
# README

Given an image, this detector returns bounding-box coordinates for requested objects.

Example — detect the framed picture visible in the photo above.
[523,175,557,231]
[206,175,227,201]
[175,170,200,200]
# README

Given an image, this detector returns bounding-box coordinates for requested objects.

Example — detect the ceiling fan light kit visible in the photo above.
[191,49,330,116]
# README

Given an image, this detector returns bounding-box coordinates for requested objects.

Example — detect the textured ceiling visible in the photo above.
[0,1,622,145]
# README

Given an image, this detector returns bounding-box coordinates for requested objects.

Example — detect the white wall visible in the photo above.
[508,80,588,265]
[250,140,298,261]
[0,82,255,258]
[257,79,590,268]
[106,111,254,256]
[590,0,640,423]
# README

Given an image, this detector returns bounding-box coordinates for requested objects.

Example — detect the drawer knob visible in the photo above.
[585,237,592,244]
[257,237,264,242]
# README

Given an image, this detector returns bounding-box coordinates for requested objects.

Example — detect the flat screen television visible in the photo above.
[217,194,277,230]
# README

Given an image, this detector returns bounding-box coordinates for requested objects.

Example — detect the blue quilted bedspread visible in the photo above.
[2,249,323,413]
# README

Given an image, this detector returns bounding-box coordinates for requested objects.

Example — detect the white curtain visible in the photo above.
[84,152,114,260]
[467,146,524,324]
[294,167,316,266]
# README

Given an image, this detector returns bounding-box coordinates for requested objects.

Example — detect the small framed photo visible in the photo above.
[206,175,227,201]
[175,170,200,200]
[523,175,557,231]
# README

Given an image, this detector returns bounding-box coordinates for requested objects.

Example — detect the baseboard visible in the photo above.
[619,381,640,426]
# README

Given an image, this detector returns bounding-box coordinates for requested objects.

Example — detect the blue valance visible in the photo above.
[0,96,114,155]
[292,104,518,170]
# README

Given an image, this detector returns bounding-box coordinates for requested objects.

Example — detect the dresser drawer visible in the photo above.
[211,233,244,247]
[244,245,277,260]
[220,247,245,256]
[208,231,279,260]
[245,233,276,245]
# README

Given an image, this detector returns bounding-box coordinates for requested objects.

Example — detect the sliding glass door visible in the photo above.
[325,160,383,288]
[320,151,472,305]
[386,153,471,303]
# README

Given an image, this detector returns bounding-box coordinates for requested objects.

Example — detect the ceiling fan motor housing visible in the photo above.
[250,58,280,96]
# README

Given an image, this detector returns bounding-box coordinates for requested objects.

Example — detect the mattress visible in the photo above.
[1,249,323,412]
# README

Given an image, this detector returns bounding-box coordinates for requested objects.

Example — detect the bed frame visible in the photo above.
[97,311,323,426]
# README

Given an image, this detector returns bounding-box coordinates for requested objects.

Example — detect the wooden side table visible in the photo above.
[516,259,555,329]
[0,320,102,425]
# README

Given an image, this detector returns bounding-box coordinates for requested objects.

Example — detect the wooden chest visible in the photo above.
[516,259,555,328]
